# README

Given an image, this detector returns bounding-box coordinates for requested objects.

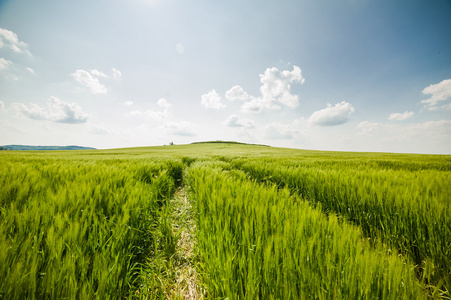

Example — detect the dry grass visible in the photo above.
[168,187,203,300]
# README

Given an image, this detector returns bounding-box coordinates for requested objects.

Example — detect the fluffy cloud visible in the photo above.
[225,85,249,101]
[223,115,255,128]
[259,65,304,109]
[308,101,355,126]
[90,69,108,78]
[201,89,226,109]
[388,111,414,121]
[0,58,12,70]
[0,28,31,55]
[124,101,133,106]
[241,66,305,113]
[71,70,107,94]
[157,98,172,109]
[421,79,451,111]
[12,96,89,124]
[204,65,305,113]
[164,121,196,136]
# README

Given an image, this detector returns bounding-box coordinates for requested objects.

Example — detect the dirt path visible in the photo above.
[168,187,203,299]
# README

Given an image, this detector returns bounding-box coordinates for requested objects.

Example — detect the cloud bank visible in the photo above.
[202,65,305,113]
[12,97,89,124]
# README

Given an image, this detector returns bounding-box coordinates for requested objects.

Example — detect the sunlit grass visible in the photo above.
[188,162,426,299]
[1,142,449,298]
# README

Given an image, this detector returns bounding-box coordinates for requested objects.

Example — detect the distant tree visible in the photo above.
[169,142,174,146]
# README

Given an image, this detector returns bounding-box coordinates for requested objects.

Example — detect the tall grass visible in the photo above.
[187,161,425,299]
[227,154,451,295]
[0,156,183,299]
[1,144,449,299]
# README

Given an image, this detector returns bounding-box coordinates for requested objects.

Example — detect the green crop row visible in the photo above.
[187,161,426,299]
[225,155,450,295]
[0,156,184,299]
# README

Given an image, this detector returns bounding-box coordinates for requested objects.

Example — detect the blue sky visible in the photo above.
[1,0,450,153]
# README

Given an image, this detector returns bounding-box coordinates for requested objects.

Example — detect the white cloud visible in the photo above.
[204,65,305,113]
[71,70,107,94]
[164,121,196,136]
[0,58,12,70]
[201,89,226,109]
[264,122,296,139]
[0,100,5,111]
[26,67,36,75]
[176,43,185,54]
[223,115,255,128]
[308,101,355,126]
[124,101,133,106]
[421,79,451,111]
[0,28,31,56]
[157,98,172,109]
[225,85,249,101]
[388,111,414,121]
[12,96,89,124]
[112,68,122,80]
[91,69,108,78]
[259,65,304,109]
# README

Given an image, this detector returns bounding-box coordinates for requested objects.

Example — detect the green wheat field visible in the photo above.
[1,142,450,299]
